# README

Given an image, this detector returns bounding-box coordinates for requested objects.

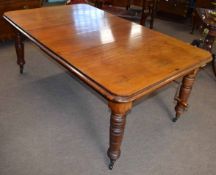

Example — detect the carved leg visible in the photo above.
[173,69,198,122]
[15,31,25,74]
[107,101,132,170]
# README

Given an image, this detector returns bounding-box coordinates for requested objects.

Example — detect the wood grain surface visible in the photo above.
[3,4,211,102]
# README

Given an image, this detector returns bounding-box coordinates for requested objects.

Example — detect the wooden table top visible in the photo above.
[3,4,211,102]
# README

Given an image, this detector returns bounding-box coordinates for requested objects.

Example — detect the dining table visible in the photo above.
[3,4,211,170]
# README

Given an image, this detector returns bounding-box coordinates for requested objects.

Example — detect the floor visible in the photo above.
[0,7,216,175]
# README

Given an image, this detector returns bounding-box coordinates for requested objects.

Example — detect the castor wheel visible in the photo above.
[172,117,179,122]
[108,160,115,170]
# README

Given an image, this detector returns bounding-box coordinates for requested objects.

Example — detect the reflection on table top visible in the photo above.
[4,4,211,101]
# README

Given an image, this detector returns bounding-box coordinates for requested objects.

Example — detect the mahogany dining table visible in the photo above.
[3,4,211,170]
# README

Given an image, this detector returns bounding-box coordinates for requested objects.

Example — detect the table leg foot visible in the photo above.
[174,69,198,121]
[108,159,115,170]
[107,101,132,170]
[172,116,179,122]
[15,31,25,74]
[20,65,24,74]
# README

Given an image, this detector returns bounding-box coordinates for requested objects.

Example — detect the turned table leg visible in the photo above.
[173,69,198,122]
[15,31,25,74]
[107,101,132,170]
